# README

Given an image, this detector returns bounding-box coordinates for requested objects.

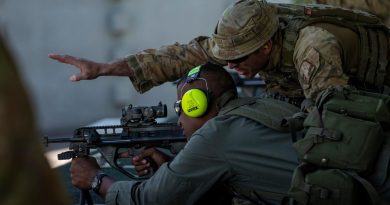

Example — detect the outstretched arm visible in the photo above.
[50,36,225,93]
[125,36,226,93]
[48,54,133,81]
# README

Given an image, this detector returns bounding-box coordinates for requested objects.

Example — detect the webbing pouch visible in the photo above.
[288,164,366,205]
[294,109,382,172]
[293,87,390,173]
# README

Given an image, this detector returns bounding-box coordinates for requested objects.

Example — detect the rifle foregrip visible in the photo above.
[58,151,76,160]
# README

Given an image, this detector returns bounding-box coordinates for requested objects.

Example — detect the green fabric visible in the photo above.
[295,88,390,172]
[219,98,300,132]
[289,164,362,205]
[289,87,390,205]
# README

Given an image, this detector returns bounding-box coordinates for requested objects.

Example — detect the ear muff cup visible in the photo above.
[181,88,208,117]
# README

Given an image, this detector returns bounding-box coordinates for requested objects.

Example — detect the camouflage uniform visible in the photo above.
[127,37,222,93]
[126,0,389,101]
[0,34,70,205]
[316,0,390,27]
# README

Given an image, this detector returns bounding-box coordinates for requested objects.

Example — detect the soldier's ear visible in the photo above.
[262,40,272,54]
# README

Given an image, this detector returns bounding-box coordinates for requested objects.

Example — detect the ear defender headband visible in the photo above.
[180,65,210,118]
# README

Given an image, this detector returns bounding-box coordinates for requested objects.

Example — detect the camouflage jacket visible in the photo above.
[126,5,389,100]
[318,0,390,27]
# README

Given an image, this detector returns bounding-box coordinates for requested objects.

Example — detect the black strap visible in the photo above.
[383,86,390,95]
[347,171,383,205]
[216,89,238,111]
[306,127,342,143]
[231,188,288,205]
[365,29,379,85]
[282,112,306,143]
[80,190,93,205]
[218,97,257,115]
[357,26,370,84]
[375,30,388,86]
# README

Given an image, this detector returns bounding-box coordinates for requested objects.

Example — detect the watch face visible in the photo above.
[91,176,99,189]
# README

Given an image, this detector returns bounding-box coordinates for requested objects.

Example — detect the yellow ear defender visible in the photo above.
[181,88,208,117]
[179,65,210,118]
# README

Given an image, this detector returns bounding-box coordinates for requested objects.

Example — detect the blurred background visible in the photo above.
[0,0,292,137]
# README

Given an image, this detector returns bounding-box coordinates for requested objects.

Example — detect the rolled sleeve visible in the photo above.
[127,55,155,93]
[125,36,225,93]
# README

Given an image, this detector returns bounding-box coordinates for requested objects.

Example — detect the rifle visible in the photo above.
[44,102,186,205]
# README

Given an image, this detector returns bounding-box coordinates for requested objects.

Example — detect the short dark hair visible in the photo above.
[178,63,237,105]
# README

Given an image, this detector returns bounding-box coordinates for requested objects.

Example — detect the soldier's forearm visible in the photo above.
[101,58,134,77]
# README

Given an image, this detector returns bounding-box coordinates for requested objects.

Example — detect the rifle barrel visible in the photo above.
[43,136,86,146]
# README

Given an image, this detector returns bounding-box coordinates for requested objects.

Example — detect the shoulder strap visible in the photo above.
[220,98,300,132]
[347,171,384,205]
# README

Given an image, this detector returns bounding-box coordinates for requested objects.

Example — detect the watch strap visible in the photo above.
[92,172,107,194]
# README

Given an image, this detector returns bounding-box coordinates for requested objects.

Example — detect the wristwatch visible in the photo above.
[91,172,107,194]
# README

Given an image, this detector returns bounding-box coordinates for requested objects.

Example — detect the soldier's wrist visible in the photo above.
[91,172,108,194]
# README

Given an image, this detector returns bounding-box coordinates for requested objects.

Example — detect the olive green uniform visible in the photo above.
[0,35,70,205]
[105,100,299,205]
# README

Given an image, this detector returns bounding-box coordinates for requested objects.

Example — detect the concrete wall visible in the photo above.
[0,0,290,135]
[0,0,230,135]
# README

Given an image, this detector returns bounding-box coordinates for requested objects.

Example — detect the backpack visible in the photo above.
[220,86,390,205]
[288,86,390,205]
[273,3,389,88]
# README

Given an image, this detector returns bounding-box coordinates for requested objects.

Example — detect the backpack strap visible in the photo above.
[347,171,384,205]
[215,89,239,111]
[357,26,370,84]
[376,30,388,87]
[220,98,301,132]
[216,90,250,112]
[368,130,390,201]
[228,184,289,205]
[282,111,306,143]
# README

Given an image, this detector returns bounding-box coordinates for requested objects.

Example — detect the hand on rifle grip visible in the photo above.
[119,147,172,177]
